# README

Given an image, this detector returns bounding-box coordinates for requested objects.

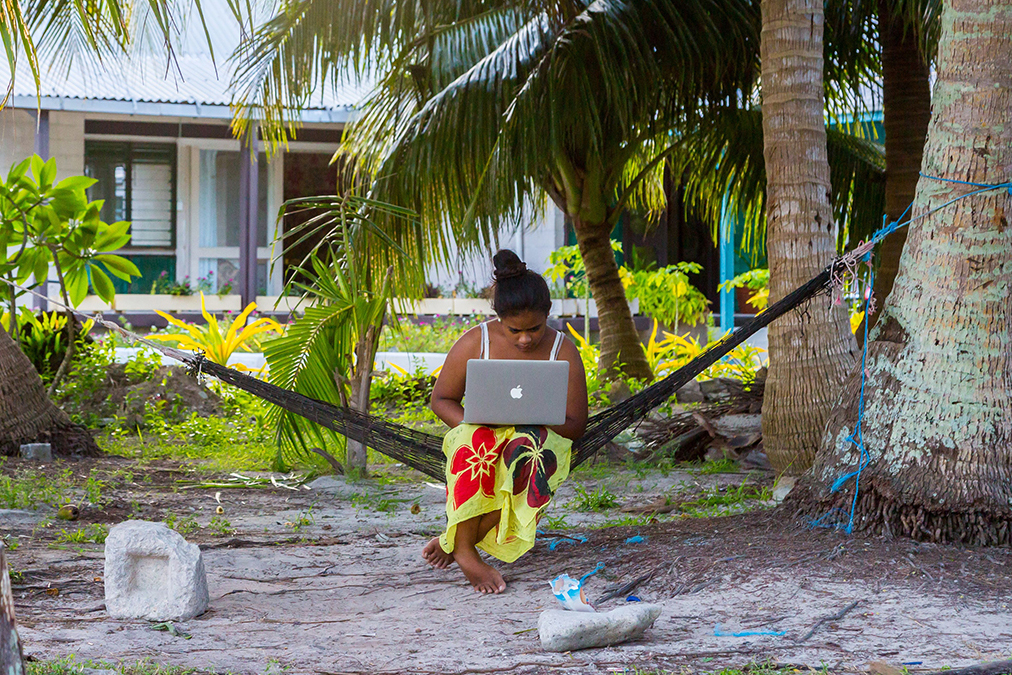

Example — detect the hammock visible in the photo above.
[190,260,842,481]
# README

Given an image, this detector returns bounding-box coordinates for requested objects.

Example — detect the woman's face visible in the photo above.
[499,310,549,353]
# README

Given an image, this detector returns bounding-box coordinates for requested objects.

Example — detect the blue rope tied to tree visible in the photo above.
[812,172,1012,534]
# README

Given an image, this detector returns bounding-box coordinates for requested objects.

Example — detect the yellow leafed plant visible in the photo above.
[148,292,283,372]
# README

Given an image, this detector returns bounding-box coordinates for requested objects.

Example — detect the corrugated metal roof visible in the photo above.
[2,0,371,121]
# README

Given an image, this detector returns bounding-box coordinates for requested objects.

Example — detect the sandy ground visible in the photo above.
[4,457,1012,674]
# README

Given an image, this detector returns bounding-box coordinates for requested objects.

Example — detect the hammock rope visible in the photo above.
[7,172,1007,482]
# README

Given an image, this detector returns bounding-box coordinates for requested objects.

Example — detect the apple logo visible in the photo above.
[510,386,523,400]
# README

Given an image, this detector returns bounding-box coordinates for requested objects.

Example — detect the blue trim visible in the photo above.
[719,195,735,333]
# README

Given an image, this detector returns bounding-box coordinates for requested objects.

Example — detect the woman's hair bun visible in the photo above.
[492,249,527,281]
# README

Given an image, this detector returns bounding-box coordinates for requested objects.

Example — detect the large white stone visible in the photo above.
[539,603,662,652]
[104,520,208,621]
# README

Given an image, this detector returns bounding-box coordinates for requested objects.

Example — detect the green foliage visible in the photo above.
[369,368,436,407]
[28,657,198,675]
[55,523,109,545]
[163,513,200,536]
[0,309,94,382]
[207,516,235,536]
[718,268,770,311]
[266,199,412,469]
[378,315,483,353]
[569,483,619,512]
[629,263,711,327]
[677,482,771,518]
[0,462,71,509]
[547,243,711,326]
[0,155,140,306]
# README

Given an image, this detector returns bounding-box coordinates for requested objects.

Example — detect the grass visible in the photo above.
[54,523,109,545]
[28,658,201,675]
[569,483,620,511]
[678,482,772,518]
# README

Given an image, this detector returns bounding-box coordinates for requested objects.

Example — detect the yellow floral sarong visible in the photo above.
[438,424,572,563]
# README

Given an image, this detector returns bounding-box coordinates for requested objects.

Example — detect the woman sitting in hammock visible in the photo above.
[422,249,588,594]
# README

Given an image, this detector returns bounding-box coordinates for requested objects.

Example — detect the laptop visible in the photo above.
[463,359,570,426]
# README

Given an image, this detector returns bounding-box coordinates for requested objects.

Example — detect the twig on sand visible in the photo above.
[921,660,1012,675]
[798,600,860,642]
[597,570,656,604]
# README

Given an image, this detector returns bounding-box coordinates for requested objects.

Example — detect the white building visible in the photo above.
[0,1,566,321]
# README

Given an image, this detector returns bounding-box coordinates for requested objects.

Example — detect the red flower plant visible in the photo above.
[450,427,503,508]
[503,426,558,509]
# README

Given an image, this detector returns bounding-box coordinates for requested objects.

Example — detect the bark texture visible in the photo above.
[572,215,653,381]
[1,543,26,675]
[806,0,1012,545]
[0,325,99,457]
[862,0,933,339]
[759,0,859,474]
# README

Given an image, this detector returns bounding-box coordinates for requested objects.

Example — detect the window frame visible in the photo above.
[84,140,178,252]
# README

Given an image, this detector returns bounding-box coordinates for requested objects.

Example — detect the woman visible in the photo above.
[422,250,588,594]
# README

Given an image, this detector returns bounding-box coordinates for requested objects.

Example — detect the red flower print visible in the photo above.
[503,426,557,509]
[450,427,503,508]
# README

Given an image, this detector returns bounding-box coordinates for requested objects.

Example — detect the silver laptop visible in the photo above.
[463,359,570,426]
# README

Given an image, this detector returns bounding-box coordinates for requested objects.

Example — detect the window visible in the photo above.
[197,149,269,295]
[85,142,176,249]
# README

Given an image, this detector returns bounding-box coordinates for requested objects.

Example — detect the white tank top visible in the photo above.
[479,321,564,361]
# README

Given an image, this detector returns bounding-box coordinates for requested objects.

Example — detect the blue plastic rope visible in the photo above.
[813,172,1010,534]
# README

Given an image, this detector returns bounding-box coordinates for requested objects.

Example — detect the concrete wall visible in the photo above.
[49,112,85,179]
[0,108,37,174]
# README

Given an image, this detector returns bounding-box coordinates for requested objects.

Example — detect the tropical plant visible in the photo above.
[0,309,94,383]
[148,293,283,372]
[629,264,711,329]
[0,155,141,393]
[264,195,415,474]
[812,0,1012,546]
[718,268,770,311]
[643,320,766,383]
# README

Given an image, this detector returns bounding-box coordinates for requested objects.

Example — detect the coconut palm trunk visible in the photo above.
[0,325,98,457]
[759,0,859,474]
[1,543,26,675]
[808,0,1012,545]
[571,215,652,381]
[861,0,932,339]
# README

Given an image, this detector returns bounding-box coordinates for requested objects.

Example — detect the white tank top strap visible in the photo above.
[480,321,491,360]
[549,329,564,361]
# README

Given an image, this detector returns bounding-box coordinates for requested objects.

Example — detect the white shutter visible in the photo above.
[130,162,173,247]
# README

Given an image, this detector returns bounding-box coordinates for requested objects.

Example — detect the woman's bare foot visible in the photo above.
[453,543,506,594]
[422,537,455,569]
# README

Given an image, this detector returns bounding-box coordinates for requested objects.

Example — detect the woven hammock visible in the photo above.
[189,262,840,481]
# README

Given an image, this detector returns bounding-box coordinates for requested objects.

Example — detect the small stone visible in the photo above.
[675,380,704,403]
[772,475,797,503]
[538,603,662,652]
[19,443,52,461]
[104,520,208,621]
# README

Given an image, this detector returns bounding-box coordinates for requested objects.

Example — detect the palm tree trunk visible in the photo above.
[0,324,98,457]
[1,543,26,675]
[571,215,653,381]
[861,0,932,340]
[759,0,859,474]
[807,0,1012,545]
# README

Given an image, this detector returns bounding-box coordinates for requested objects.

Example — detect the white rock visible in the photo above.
[104,520,208,621]
[539,603,662,652]
[772,475,797,503]
[19,443,52,461]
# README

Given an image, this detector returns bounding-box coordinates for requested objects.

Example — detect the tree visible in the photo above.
[806,0,1012,544]
[1,542,26,675]
[233,0,763,381]
[0,321,98,456]
[860,0,936,337]
[758,0,859,473]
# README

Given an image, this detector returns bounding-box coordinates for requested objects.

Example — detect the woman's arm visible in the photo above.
[429,328,480,428]
[548,338,589,441]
